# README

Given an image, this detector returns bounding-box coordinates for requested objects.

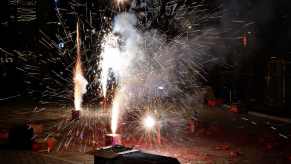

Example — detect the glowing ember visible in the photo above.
[143,115,156,130]
[73,21,88,111]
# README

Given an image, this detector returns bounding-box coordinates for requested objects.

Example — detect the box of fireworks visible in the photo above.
[89,145,180,164]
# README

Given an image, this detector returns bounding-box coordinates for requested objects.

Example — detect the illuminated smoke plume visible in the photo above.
[74,22,88,111]
[100,5,220,133]
[100,13,142,133]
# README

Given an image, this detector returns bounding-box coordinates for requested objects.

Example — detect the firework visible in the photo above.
[73,21,88,111]
[111,98,120,134]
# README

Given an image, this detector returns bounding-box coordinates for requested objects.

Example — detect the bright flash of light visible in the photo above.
[111,99,120,134]
[100,33,121,98]
[73,21,88,111]
[143,115,156,130]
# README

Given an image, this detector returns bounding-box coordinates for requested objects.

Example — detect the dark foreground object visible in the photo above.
[9,125,33,150]
[0,124,33,150]
[90,145,180,164]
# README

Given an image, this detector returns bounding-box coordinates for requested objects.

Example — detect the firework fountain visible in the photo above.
[72,21,88,119]
[100,0,208,145]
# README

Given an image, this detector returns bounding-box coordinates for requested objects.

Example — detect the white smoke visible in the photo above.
[100,8,218,134]
[100,13,143,99]
[100,11,215,108]
[100,13,144,133]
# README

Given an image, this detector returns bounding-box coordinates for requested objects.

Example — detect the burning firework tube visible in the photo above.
[105,134,121,146]
[71,110,80,120]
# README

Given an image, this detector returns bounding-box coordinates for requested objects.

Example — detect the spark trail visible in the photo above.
[73,21,88,111]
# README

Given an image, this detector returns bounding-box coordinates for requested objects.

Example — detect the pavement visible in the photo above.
[0,103,290,164]
[195,106,291,164]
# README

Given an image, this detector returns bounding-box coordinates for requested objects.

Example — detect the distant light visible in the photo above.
[143,115,156,130]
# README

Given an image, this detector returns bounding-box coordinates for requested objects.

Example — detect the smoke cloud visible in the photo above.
[100,10,219,114]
